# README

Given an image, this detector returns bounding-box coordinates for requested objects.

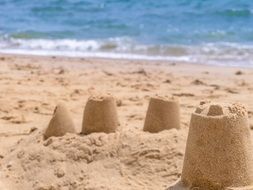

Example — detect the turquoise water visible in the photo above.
[1,0,253,66]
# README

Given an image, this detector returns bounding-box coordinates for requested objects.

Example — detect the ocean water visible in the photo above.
[1,0,253,66]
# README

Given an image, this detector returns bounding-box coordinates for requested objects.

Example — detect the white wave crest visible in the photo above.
[1,36,253,67]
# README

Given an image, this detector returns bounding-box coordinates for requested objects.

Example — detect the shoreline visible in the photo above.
[0,52,249,70]
[1,50,253,69]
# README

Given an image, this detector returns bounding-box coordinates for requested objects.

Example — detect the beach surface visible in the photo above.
[0,54,252,189]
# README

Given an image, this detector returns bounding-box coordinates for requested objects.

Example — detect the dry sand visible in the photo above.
[0,54,253,189]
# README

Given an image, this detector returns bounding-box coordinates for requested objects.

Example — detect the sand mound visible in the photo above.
[44,103,76,139]
[82,95,119,135]
[144,95,180,133]
[0,128,186,190]
[169,102,253,190]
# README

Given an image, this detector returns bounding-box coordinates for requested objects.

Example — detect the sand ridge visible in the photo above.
[1,128,186,190]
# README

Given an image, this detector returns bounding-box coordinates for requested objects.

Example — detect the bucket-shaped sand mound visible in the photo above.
[168,102,253,190]
[44,103,76,139]
[82,94,119,134]
[143,96,180,133]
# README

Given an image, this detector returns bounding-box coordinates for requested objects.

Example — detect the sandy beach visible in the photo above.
[0,54,253,189]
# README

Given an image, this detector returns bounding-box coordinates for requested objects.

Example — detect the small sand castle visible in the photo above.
[143,95,180,133]
[168,102,253,190]
[81,94,119,134]
[44,103,76,139]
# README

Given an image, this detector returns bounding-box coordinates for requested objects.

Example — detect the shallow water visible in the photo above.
[1,0,253,66]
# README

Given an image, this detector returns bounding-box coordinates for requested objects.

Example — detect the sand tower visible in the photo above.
[44,103,76,139]
[143,95,180,133]
[168,102,253,190]
[81,94,119,134]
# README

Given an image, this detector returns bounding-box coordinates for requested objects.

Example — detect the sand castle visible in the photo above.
[143,95,180,133]
[81,94,119,134]
[44,103,76,139]
[43,97,253,190]
[168,102,253,190]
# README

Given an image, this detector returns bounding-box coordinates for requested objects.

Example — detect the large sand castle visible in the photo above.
[169,102,253,190]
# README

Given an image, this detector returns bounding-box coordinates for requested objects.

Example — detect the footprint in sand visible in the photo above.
[191,79,206,85]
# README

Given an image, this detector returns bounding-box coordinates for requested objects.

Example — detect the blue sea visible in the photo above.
[1,0,253,66]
